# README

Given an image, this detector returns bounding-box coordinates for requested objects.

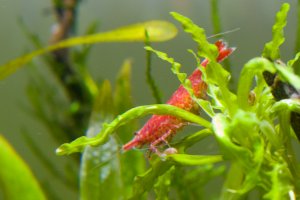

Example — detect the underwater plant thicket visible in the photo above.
[1,1,300,200]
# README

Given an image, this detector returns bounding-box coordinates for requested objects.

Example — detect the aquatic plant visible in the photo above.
[0,1,300,199]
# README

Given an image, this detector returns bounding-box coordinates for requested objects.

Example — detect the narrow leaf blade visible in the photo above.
[0,20,177,80]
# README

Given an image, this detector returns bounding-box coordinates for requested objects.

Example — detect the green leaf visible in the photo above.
[259,120,280,148]
[173,164,225,199]
[213,104,285,199]
[274,62,300,90]
[205,62,230,87]
[170,12,218,61]
[114,59,134,115]
[263,161,294,200]
[205,61,237,115]
[145,46,192,94]
[237,57,275,110]
[114,60,146,197]
[287,51,300,68]
[80,80,123,200]
[56,104,211,155]
[212,111,264,170]
[271,99,300,114]
[212,114,248,160]
[90,80,115,119]
[166,154,223,166]
[196,98,216,117]
[210,0,221,35]
[0,135,46,200]
[0,20,177,80]
[145,30,163,104]
[130,158,173,199]
[214,111,265,198]
[262,3,290,60]
[252,73,273,114]
[80,134,122,200]
[154,166,175,200]
[221,162,249,199]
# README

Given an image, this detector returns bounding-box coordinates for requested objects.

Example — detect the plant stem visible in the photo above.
[295,0,300,53]
[50,0,93,137]
[220,162,245,200]
[145,31,162,103]
[210,0,221,36]
[210,0,233,88]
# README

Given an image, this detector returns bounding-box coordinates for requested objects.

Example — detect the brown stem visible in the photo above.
[49,0,92,137]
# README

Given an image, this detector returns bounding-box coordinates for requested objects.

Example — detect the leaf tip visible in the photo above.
[169,11,181,19]
[144,46,153,51]
[55,145,67,156]
[282,2,290,11]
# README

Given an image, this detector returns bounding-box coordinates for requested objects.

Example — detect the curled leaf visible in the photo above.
[170,12,218,60]
[56,104,211,155]
[287,52,300,68]
[262,3,290,60]
[237,57,275,110]
[274,62,300,90]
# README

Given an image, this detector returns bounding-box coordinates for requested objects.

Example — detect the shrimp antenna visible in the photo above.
[207,28,240,39]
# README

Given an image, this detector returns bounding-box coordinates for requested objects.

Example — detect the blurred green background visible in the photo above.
[0,0,298,199]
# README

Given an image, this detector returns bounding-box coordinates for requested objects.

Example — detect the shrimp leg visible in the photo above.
[149,129,173,156]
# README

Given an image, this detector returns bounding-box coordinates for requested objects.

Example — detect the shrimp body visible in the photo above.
[123,40,235,152]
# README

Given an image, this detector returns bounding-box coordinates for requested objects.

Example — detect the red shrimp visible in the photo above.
[123,40,235,154]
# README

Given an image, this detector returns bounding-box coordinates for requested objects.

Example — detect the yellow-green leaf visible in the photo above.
[0,135,46,200]
[56,104,211,155]
[262,3,290,60]
[0,20,177,80]
[166,154,223,165]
